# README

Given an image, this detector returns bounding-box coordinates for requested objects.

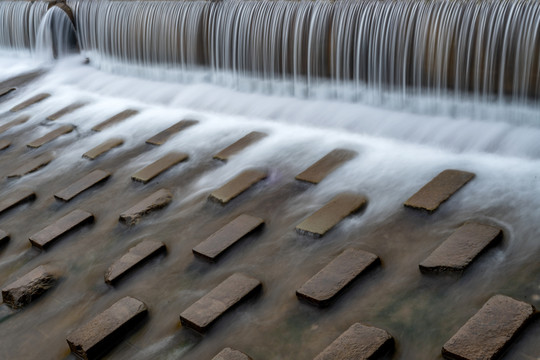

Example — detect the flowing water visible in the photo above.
[0,1,539,359]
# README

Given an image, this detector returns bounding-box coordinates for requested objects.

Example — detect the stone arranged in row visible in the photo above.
[420,222,503,273]
[146,119,198,145]
[193,214,264,262]
[296,193,367,237]
[92,109,139,131]
[105,240,166,285]
[213,348,252,360]
[213,131,267,161]
[180,273,261,333]
[1,264,60,309]
[29,209,94,249]
[83,138,124,160]
[442,295,536,360]
[314,323,394,360]
[10,93,50,112]
[47,102,86,121]
[0,115,29,134]
[209,169,267,204]
[0,229,9,246]
[27,125,74,148]
[404,169,475,213]
[297,248,379,307]
[0,188,36,215]
[66,296,148,360]
[55,169,111,202]
[7,153,54,178]
[0,138,10,151]
[119,189,172,226]
[0,87,15,98]
[295,148,357,184]
[132,152,188,184]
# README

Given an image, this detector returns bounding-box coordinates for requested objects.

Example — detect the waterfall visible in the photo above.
[35,6,78,60]
[0,0,48,54]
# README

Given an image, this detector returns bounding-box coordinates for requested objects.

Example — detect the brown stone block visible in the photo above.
[92,109,139,132]
[0,87,15,98]
[1,265,60,309]
[29,209,94,249]
[10,93,50,112]
[105,240,166,285]
[145,119,198,145]
[295,149,357,184]
[66,296,148,360]
[46,102,86,121]
[0,229,9,246]
[442,295,536,360]
[0,139,11,151]
[404,169,475,213]
[0,188,36,215]
[0,115,29,134]
[131,152,188,184]
[213,131,267,161]
[296,193,367,237]
[82,138,124,160]
[54,169,111,202]
[7,153,54,178]
[209,169,267,204]
[119,189,172,226]
[297,248,379,307]
[420,223,503,273]
[213,348,253,360]
[180,273,261,333]
[193,214,264,262]
[27,125,74,148]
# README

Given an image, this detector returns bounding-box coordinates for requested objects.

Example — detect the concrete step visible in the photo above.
[27,125,74,148]
[119,189,172,226]
[209,169,267,204]
[213,131,267,161]
[1,265,60,309]
[82,138,124,160]
[131,152,188,184]
[29,209,94,249]
[92,109,139,132]
[54,169,111,202]
[295,149,357,184]
[10,93,50,112]
[145,119,198,145]
[7,153,54,178]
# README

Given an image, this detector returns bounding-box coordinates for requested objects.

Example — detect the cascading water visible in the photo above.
[0,0,48,54]
[35,6,78,60]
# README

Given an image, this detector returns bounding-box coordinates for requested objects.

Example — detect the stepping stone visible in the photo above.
[0,139,11,151]
[1,265,60,309]
[295,149,357,184]
[296,248,379,307]
[0,115,29,134]
[213,348,252,360]
[0,188,36,215]
[193,214,264,262]
[105,240,166,285]
[209,169,267,204]
[213,131,267,161]
[180,273,261,333]
[404,169,475,213]
[131,152,188,184]
[10,93,50,112]
[54,169,111,202]
[66,296,148,360]
[0,87,15,98]
[92,109,139,131]
[419,223,503,273]
[27,125,74,148]
[7,153,54,178]
[29,209,94,249]
[442,295,536,360]
[314,323,394,360]
[145,119,198,145]
[119,189,172,226]
[46,102,86,121]
[296,193,367,238]
[0,230,9,246]
[82,138,124,160]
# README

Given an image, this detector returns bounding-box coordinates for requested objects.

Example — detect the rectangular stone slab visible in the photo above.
[131,152,188,184]
[0,229,9,246]
[295,149,357,184]
[0,139,11,151]
[54,169,111,202]
[213,131,267,161]
[209,169,267,204]
[296,248,379,307]
[0,87,15,98]
[420,223,503,273]
[7,153,54,178]
[27,125,74,148]
[119,189,172,226]
[82,138,124,160]
[296,193,367,237]
[66,296,148,360]
[212,348,252,360]
[92,109,139,131]
[105,240,166,285]
[314,323,394,360]
[10,93,51,112]
[145,119,198,145]
[404,169,475,213]
[442,295,536,360]
[29,209,94,249]
[0,188,36,215]
[46,102,86,121]
[0,115,29,134]
[180,273,261,333]
[193,214,264,262]
[1,265,59,309]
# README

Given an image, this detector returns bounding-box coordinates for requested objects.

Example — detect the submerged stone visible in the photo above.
[209,169,267,204]
[46,102,86,121]
[0,139,11,151]
[0,230,9,246]
[0,87,15,98]
[29,209,94,249]
[27,125,74,148]
[0,188,36,215]
[10,93,50,112]
[1,265,60,309]
[295,149,357,184]
[213,131,267,161]
[145,119,198,145]
[213,348,253,360]
[0,115,29,134]
[82,138,124,160]
[131,152,188,184]
[92,109,139,131]
[54,169,111,202]
[119,189,172,226]
[7,153,54,178]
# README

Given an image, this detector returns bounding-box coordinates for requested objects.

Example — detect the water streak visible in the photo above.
[0,1,48,54]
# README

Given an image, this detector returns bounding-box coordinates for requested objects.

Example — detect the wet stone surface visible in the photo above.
[54,169,111,202]
[212,347,253,360]
[1,265,60,309]
[0,115,29,134]
[145,119,198,145]
[0,87,15,98]
[27,124,74,148]
[82,138,124,160]
[295,148,357,184]
[29,209,94,249]
[119,189,172,226]
[131,152,188,184]
[0,229,9,246]
[0,188,36,215]
[213,131,267,161]
[10,93,50,112]
[46,102,86,121]
[92,109,139,131]
[7,153,54,178]
[442,295,536,360]
[0,138,10,151]
[209,169,267,204]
